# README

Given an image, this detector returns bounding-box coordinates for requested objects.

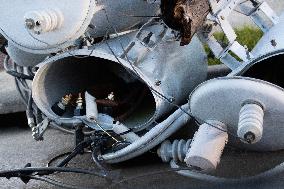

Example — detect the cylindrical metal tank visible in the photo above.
[32,24,207,131]
[0,0,160,54]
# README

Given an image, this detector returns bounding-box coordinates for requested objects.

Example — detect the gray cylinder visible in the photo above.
[32,24,207,131]
[185,120,228,172]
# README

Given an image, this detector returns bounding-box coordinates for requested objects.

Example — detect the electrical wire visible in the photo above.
[50,122,96,136]
[46,152,72,167]
[109,166,197,189]
[0,167,109,189]
[0,167,107,178]
[101,11,246,143]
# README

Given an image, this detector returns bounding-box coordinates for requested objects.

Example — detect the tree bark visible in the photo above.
[161,0,210,46]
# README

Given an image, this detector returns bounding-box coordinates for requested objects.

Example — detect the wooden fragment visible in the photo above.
[161,0,210,45]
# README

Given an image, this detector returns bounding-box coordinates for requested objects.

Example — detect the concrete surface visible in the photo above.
[0,71,26,114]
[1,113,284,189]
[0,52,26,114]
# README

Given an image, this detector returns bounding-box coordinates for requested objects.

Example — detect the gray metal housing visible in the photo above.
[32,24,207,131]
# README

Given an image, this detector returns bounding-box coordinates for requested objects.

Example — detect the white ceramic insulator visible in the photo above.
[24,9,64,34]
[238,102,264,144]
[113,122,140,143]
[85,91,98,121]
[185,120,228,172]
[157,139,192,163]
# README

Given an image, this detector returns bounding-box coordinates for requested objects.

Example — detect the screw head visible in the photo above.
[155,80,161,86]
[169,97,175,103]
[244,131,256,144]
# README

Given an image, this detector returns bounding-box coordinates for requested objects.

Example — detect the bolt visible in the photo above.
[25,19,35,29]
[107,92,115,101]
[62,94,72,106]
[271,39,277,47]
[74,93,85,116]
[155,80,161,86]
[169,97,175,103]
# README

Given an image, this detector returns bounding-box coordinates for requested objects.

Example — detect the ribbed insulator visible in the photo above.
[157,139,192,163]
[184,120,228,172]
[24,9,64,34]
[238,102,264,144]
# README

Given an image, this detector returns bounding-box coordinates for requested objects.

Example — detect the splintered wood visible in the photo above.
[161,0,210,46]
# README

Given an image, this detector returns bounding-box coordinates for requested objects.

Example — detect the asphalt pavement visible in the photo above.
[1,113,284,189]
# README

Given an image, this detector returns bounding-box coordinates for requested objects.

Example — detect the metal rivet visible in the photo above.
[155,80,161,86]
[271,39,277,47]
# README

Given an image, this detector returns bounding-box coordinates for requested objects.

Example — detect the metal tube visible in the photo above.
[113,122,140,143]
[85,91,98,122]
[102,104,190,163]
[185,120,228,172]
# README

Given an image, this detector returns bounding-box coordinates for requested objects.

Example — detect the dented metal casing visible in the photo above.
[32,24,208,131]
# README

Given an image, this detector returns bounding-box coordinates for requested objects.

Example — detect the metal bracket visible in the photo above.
[238,1,279,32]
[120,20,168,65]
[200,0,278,70]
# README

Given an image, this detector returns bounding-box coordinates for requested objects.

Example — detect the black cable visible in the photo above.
[26,91,33,118]
[109,166,196,188]
[6,70,34,80]
[0,167,107,178]
[14,77,28,106]
[56,138,93,167]
[46,152,72,167]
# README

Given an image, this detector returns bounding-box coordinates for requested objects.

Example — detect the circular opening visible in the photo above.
[35,56,156,131]
[242,52,284,87]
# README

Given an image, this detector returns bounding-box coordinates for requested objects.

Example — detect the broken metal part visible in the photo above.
[32,24,207,131]
[199,0,278,70]
[161,0,210,45]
